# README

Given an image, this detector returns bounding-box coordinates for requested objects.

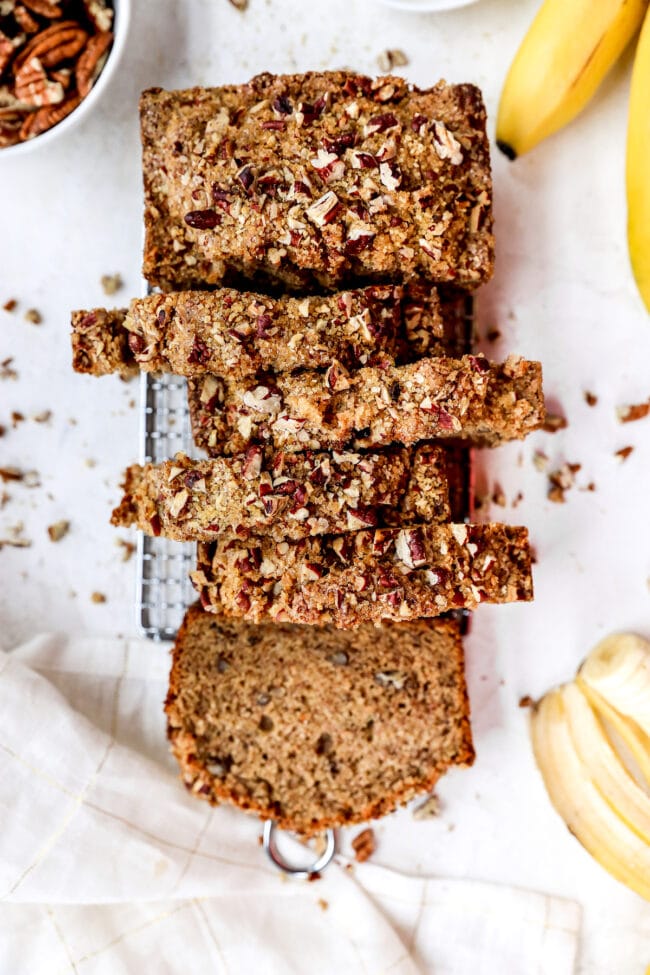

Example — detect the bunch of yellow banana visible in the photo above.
[531,633,650,900]
[496,0,650,312]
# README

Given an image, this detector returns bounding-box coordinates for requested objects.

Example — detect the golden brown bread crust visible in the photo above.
[166,603,474,835]
[140,72,494,292]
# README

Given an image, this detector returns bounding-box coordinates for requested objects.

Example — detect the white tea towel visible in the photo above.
[0,634,581,974]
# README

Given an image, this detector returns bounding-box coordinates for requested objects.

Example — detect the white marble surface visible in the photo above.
[1,0,649,970]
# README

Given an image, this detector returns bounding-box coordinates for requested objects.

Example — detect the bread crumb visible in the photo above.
[377,49,409,72]
[412,793,440,820]
[532,450,548,472]
[543,413,568,433]
[0,467,22,483]
[584,391,598,407]
[317,898,329,911]
[0,522,31,549]
[617,400,650,423]
[0,357,18,380]
[24,308,42,325]
[615,446,634,462]
[3,299,17,312]
[47,520,70,542]
[116,537,136,562]
[11,411,24,428]
[491,484,506,507]
[100,273,123,296]
[548,462,581,502]
[32,409,52,423]
[90,591,107,604]
[351,827,376,863]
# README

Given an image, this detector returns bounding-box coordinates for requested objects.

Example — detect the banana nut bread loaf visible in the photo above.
[192,522,533,628]
[140,72,494,292]
[71,283,463,380]
[188,353,544,455]
[111,444,454,543]
[166,602,474,834]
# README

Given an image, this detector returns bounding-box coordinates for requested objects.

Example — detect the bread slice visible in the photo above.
[111,444,454,543]
[141,73,493,292]
[166,603,474,835]
[188,353,544,455]
[193,522,533,628]
[71,283,461,381]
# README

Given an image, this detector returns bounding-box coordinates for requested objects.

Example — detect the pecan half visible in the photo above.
[14,22,88,73]
[0,31,26,77]
[76,30,112,98]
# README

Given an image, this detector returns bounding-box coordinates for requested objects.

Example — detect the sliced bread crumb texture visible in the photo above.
[166,603,474,835]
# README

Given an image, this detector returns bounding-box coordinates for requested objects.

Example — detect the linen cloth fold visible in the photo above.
[0,634,580,974]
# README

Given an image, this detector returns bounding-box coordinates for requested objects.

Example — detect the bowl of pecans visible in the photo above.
[0,0,129,155]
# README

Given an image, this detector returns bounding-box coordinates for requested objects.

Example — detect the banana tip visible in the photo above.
[497,140,517,161]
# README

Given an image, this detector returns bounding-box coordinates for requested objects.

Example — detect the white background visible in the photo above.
[1,0,649,970]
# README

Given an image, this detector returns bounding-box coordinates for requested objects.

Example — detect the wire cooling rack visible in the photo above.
[136,371,197,640]
[136,293,475,641]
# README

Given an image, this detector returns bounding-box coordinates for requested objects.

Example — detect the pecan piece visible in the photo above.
[0,31,26,76]
[15,56,64,106]
[14,6,40,33]
[19,90,79,139]
[82,0,114,32]
[76,31,112,98]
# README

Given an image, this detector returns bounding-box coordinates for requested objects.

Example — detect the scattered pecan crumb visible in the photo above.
[11,411,24,428]
[128,398,135,408]
[586,482,596,492]
[23,470,41,488]
[543,412,568,433]
[32,409,52,423]
[0,491,10,508]
[491,484,506,507]
[351,827,376,863]
[615,446,634,462]
[3,299,17,312]
[47,519,69,542]
[0,425,5,438]
[90,591,106,603]
[24,308,42,325]
[485,328,501,343]
[84,458,97,468]
[377,49,409,72]
[617,401,650,424]
[547,462,581,503]
[584,391,598,407]
[519,695,535,709]
[0,522,31,549]
[532,450,548,472]
[317,898,329,911]
[412,793,441,820]
[512,490,524,508]
[0,467,23,483]
[116,537,135,562]
[306,872,321,883]
[100,273,123,296]
[0,358,18,381]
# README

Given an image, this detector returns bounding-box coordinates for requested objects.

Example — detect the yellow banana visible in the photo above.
[531,686,650,901]
[627,7,650,311]
[497,0,649,159]
[580,632,650,735]
[577,677,650,785]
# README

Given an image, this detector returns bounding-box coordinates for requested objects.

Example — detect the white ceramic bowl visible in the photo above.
[378,0,479,10]
[0,0,130,159]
